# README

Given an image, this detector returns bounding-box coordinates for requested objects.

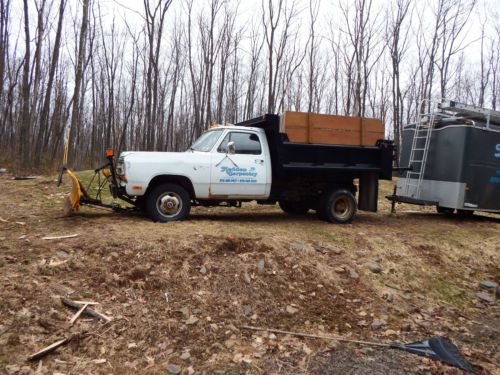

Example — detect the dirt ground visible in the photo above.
[0,171,498,375]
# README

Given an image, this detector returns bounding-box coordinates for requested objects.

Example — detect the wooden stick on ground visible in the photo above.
[242,325,389,348]
[61,298,112,323]
[72,301,99,305]
[28,337,72,361]
[69,303,89,326]
[42,234,79,240]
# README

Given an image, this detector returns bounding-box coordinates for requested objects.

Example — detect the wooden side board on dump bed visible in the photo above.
[280,111,385,146]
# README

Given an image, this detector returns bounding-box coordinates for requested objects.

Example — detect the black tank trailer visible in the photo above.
[388,100,500,216]
[236,114,395,219]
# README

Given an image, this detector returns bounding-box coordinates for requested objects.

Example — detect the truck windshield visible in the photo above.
[189,129,224,152]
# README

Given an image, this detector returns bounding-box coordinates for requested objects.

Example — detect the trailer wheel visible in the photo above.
[318,189,357,224]
[146,183,191,222]
[279,200,309,215]
[436,206,454,215]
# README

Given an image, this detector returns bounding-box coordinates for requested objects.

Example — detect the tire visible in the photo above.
[456,209,474,218]
[279,200,309,215]
[146,183,191,222]
[436,206,454,215]
[317,189,357,224]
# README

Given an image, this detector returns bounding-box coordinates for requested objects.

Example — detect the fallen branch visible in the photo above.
[42,234,79,240]
[69,303,89,326]
[72,301,99,305]
[28,320,116,361]
[28,337,73,361]
[61,298,112,323]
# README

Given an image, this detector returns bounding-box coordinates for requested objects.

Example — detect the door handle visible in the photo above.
[255,159,264,165]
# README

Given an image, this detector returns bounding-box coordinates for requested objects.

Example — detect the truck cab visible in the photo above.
[115,126,273,221]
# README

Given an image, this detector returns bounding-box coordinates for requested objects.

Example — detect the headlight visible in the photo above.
[116,158,125,177]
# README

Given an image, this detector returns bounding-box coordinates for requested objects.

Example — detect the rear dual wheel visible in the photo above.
[317,189,357,224]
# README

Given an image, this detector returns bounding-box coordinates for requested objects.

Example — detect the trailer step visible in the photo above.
[386,194,438,206]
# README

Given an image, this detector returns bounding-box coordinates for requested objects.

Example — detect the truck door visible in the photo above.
[210,130,267,197]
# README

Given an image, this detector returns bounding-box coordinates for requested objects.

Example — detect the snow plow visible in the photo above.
[57,149,136,216]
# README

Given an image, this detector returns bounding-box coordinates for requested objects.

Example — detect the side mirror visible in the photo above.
[227,141,236,155]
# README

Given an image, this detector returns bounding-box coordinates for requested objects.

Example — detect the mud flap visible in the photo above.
[358,172,378,212]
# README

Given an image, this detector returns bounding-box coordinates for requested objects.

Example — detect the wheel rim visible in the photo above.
[157,192,182,218]
[331,196,352,220]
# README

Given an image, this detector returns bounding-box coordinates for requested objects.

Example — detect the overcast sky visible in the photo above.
[10,0,498,59]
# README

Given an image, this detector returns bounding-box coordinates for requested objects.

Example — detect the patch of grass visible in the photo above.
[103,238,125,248]
[302,226,355,248]
[423,278,468,307]
[75,170,114,202]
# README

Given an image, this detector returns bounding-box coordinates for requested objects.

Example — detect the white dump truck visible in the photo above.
[98,114,395,223]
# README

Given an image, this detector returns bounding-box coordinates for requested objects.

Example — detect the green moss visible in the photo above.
[423,278,468,307]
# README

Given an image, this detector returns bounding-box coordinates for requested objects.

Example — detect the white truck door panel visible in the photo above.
[210,131,267,197]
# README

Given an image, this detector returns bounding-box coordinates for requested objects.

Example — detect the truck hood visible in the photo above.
[120,151,211,179]
[120,150,203,160]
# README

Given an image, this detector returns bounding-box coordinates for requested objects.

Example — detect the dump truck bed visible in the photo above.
[236,114,393,180]
[237,114,394,212]
[280,111,385,146]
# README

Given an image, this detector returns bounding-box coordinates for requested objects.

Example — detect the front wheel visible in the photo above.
[146,183,191,222]
[317,189,357,224]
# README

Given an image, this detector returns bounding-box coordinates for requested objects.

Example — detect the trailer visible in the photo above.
[387,100,500,216]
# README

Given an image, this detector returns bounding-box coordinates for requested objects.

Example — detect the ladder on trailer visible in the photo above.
[402,111,435,198]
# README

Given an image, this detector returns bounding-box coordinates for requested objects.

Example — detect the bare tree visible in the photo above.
[262,0,300,113]
[243,24,264,118]
[0,0,498,170]
[436,0,476,99]
[143,0,172,150]
[0,0,11,141]
[306,0,320,112]
[19,0,32,165]
[36,0,66,163]
[490,22,500,109]
[387,0,411,152]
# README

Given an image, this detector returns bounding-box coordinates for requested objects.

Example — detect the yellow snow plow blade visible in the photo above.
[62,169,86,217]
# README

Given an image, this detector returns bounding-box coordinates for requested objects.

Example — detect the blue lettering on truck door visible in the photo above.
[495,144,500,157]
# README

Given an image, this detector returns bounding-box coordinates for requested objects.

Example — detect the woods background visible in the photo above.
[0,0,498,170]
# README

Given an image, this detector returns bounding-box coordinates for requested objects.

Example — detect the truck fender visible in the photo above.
[146,175,196,200]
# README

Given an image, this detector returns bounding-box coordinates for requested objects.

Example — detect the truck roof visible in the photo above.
[210,125,265,133]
